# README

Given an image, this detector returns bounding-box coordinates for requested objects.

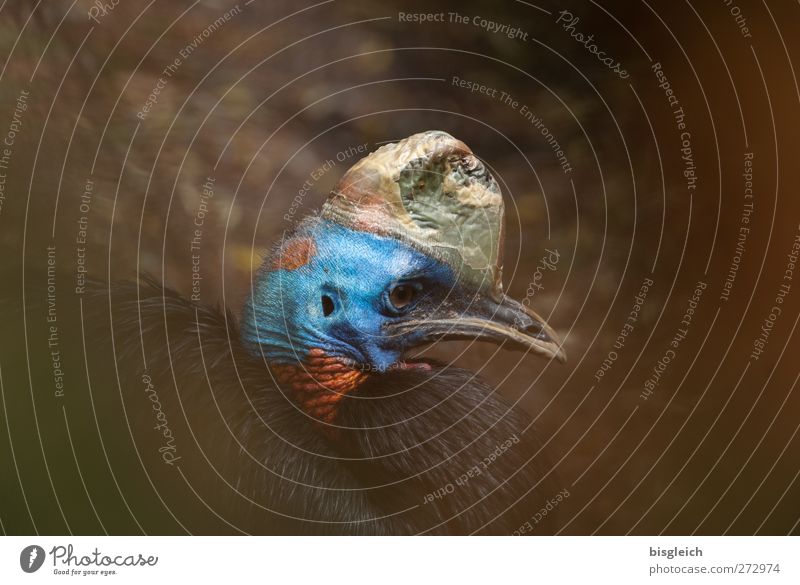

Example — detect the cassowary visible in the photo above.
[1,131,565,535]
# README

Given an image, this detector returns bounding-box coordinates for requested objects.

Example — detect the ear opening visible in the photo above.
[321,295,335,317]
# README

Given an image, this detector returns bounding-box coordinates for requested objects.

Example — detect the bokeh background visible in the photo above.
[0,0,799,534]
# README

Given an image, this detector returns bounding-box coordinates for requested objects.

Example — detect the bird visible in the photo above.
[1,131,565,535]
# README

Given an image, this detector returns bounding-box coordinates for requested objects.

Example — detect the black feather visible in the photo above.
[0,273,556,534]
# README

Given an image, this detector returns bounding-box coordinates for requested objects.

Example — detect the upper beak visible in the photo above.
[388,294,566,362]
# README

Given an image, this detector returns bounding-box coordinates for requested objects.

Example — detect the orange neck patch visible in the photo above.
[270,348,368,424]
[272,237,316,271]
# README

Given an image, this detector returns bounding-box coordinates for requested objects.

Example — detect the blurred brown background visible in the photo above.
[0,0,799,534]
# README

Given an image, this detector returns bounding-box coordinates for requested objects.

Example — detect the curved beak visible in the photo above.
[388,294,566,362]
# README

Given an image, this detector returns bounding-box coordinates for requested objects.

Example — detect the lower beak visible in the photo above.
[389,294,566,362]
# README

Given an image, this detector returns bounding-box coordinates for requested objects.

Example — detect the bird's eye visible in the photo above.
[388,283,417,310]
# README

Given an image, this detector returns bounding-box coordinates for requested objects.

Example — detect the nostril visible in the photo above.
[321,295,335,317]
[521,320,553,342]
[525,323,548,340]
[512,312,534,331]
[523,321,539,333]
[515,316,547,338]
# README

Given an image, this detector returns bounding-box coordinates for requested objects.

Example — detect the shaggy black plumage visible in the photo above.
[0,275,557,534]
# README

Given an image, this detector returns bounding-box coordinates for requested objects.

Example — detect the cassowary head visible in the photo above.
[242,131,565,423]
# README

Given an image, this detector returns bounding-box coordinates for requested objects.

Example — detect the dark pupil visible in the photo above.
[391,285,414,308]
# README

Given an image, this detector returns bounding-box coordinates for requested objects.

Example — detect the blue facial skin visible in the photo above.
[241,219,456,371]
